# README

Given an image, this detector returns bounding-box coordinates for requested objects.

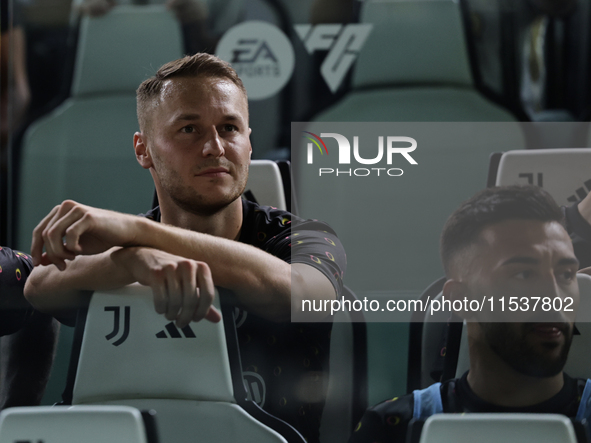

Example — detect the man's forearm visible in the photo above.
[29,206,337,321]
[133,222,338,321]
[134,221,294,320]
[24,248,136,316]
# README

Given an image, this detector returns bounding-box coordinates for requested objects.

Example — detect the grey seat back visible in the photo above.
[16,5,183,250]
[296,0,525,402]
[245,160,287,210]
[299,0,525,299]
[0,405,154,443]
[70,285,296,443]
[420,413,577,443]
[493,148,591,205]
[21,4,183,409]
[313,0,519,123]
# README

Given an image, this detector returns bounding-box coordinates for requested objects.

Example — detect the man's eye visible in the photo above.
[181,126,195,133]
[223,124,237,132]
[515,270,534,279]
[558,270,576,282]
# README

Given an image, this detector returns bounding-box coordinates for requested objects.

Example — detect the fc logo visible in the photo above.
[295,24,373,92]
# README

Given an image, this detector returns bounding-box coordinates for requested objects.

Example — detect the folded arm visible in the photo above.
[26,201,338,323]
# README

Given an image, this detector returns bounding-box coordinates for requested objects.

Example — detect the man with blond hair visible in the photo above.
[25,53,346,442]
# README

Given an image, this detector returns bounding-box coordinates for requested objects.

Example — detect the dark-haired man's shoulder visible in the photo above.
[348,392,416,443]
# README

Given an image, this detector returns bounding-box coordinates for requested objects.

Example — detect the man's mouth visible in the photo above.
[196,167,230,177]
[529,322,569,340]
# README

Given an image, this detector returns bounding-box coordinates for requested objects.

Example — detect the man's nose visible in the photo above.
[536,275,579,322]
[202,126,225,158]
[540,273,579,305]
[538,274,564,299]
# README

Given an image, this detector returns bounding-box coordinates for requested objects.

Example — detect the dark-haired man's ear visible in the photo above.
[442,279,475,321]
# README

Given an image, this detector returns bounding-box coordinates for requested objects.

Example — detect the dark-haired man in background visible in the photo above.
[350,185,586,443]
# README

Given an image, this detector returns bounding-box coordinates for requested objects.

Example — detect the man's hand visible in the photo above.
[31,200,144,270]
[111,247,221,326]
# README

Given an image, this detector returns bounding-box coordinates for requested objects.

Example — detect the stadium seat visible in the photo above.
[15,5,183,251]
[313,0,519,123]
[419,413,578,443]
[489,148,591,206]
[319,286,368,443]
[0,405,158,443]
[244,160,288,210]
[297,0,525,301]
[406,277,447,392]
[295,0,525,400]
[63,284,304,443]
[247,160,297,221]
[16,6,183,406]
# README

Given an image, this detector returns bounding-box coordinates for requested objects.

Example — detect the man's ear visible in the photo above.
[134,132,152,169]
[442,279,475,321]
[248,127,252,162]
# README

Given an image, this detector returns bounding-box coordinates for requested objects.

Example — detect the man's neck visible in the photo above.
[467,344,564,408]
[160,198,243,240]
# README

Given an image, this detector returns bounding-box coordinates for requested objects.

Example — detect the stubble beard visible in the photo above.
[482,321,573,378]
[155,162,250,217]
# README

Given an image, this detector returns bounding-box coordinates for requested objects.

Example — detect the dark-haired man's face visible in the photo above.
[464,219,579,377]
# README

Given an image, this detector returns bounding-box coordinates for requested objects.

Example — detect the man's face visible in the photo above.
[138,75,252,215]
[464,219,580,377]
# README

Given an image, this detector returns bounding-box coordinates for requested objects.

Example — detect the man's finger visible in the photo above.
[45,204,89,255]
[164,265,182,321]
[38,253,54,267]
[31,205,60,265]
[43,203,89,267]
[41,208,72,271]
[204,306,222,323]
[192,263,215,322]
[63,214,97,254]
[175,262,198,328]
[152,279,168,315]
